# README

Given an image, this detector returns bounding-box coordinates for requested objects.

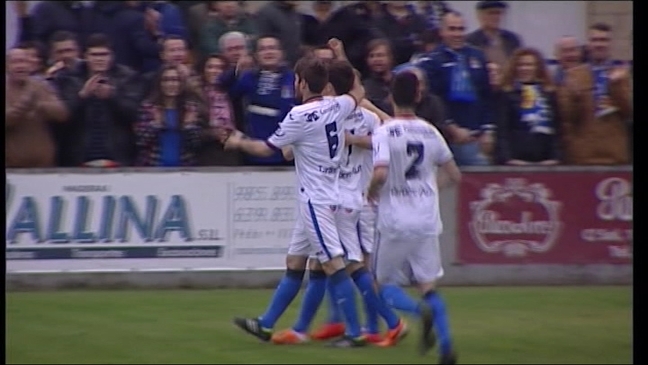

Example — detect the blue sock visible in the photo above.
[258,269,305,329]
[381,284,420,316]
[351,268,400,332]
[292,270,327,333]
[329,268,362,338]
[326,278,343,324]
[424,290,453,356]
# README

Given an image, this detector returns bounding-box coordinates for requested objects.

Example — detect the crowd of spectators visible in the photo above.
[6,0,633,169]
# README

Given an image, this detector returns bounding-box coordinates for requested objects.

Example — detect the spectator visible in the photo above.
[150,1,189,40]
[255,1,303,68]
[362,39,396,115]
[302,1,383,77]
[200,1,257,57]
[16,41,46,77]
[412,29,442,62]
[553,36,583,86]
[12,1,32,46]
[6,48,69,168]
[218,31,251,131]
[302,1,337,48]
[412,0,453,32]
[135,65,205,167]
[195,54,240,166]
[141,35,199,99]
[45,31,82,80]
[219,31,251,68]
[419,11,494,166]
[311,45,336,61]
[466,1,522,69]
[108,1,162,73]
[54,34,141,167]
[188,2,219,58]
[219,36,296,166]
[28,0,110,55]
[375,1,427,67]
[495,48,561,166]
[558,23,632,165]
[403,66,453,143]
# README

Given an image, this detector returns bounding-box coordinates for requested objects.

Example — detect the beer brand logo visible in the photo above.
[469,178,562,257]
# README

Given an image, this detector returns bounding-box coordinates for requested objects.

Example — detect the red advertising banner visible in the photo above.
[457,171,632,264]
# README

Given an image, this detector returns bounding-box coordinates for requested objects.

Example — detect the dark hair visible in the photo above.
[391,71,419,109]
[327,60,355,95]
[86,33,112,50]
[49,31,78,46]
[366,38,392,58]
[197,53,230,83]
[16,40,46,62]
[147,64,202,118]
[254,35,281,52]
[590,22,612,33]
[162,34,187,49]
[294,56,328,94]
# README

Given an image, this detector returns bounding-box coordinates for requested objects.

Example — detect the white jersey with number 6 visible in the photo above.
[372,118,453,237]
[267,95,357,205]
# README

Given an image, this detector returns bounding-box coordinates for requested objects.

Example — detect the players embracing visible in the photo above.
[220,38,459,363]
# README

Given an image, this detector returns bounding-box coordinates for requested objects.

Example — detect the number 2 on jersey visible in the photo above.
[405,142,424,179]
[325,122,339,159]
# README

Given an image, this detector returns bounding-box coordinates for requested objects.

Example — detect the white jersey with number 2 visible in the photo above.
[267,95,357,205]
[372,118,453,237]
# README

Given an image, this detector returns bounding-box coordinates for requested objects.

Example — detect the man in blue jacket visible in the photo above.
[219,35,296,166]
[418,11,494,166]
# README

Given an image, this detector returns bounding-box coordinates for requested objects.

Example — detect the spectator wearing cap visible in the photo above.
[466,1,522,69]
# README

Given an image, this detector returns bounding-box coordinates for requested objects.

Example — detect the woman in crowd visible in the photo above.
[135,64,205,167]
[195,53,240,166]
[495,48,561,166]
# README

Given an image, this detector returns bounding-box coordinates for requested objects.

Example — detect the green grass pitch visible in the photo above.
[7,286,632,364]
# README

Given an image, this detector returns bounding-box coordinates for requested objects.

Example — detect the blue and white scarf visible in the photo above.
[448,51,477,102]
[519,84,553,134]
[591,63,611,116]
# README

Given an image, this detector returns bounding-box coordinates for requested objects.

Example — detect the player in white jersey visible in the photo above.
[275,60,407,347]
[223,56,368,348]
[367,71,461,364]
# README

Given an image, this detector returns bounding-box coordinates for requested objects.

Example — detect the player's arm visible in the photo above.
[437,159,462,190]
[224,112,301,157]
[434,131,462,189]
[359,99,392,124]
[367,128,390,202]
[282,146,294,161]
[346,132,372,149]
[345,110,380,150]
[223,130,276,157]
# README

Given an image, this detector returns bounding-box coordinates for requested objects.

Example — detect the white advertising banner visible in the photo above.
[6,171,297,272]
